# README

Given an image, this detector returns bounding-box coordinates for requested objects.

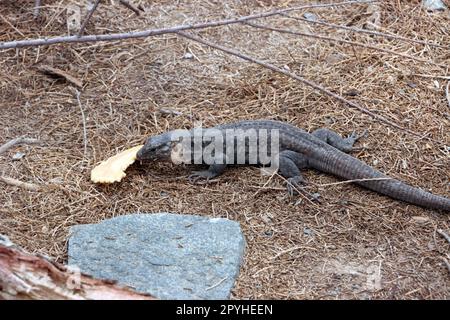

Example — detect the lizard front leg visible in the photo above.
[188,163,227,183]
[278,150,309,196]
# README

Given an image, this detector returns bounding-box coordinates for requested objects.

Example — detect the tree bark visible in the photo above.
[0,235,154,300]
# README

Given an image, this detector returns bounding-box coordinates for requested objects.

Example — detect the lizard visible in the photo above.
[136,119,450,212]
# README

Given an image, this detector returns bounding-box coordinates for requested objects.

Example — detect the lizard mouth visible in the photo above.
[135,147,167,161]
[136,147,146,160]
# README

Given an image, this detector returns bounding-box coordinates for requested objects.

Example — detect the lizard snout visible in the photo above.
[136,146,146,160]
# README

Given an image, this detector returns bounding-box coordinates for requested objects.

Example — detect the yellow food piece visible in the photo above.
[91,145,143,183]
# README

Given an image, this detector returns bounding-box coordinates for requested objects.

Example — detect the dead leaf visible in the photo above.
[37,65,83,88]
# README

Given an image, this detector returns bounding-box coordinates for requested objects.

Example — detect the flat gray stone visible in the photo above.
[68,213,246,300]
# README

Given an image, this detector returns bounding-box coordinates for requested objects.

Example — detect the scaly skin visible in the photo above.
[137,120,450,212]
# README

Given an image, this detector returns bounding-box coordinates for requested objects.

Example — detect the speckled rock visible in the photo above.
[68,213,246,299]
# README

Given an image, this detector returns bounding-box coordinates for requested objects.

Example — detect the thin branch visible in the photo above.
[75,90,88,157]
[252,170,277,197]
[446,81,450,109]
[177,31,422,138]
[277,172,319,206]
[0,137,40,155]
[78,0,101,37]
[0,176,41,191]
[253,170,318,207]
[436,230,450,274]
[34,0,41,18]
[272,245,318,260]
[411,74,450,80]
[0,0,376,50]
[437,229,450,245]
[281,13,449,49]
[0,14,25,37]
[383,63,450,80]
[245,21,447,68]
[314,177,393,188]
[441,257,450,274]
[205,277,228,291]
[119,0,141,15]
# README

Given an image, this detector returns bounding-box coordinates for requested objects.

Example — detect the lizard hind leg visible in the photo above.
[312,128,366,153]
[278,150,309,196]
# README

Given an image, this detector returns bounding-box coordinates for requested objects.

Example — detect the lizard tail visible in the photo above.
[356,178,450,212]
[313,151,450,212]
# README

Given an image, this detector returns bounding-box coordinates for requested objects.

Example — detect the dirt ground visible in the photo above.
[0,0,449,299]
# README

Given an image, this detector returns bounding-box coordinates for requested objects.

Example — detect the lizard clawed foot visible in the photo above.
[347,129,368,152]
[188,170,217,184]
[347,129,367,143]
[286,177,322,203]
[286,176,307,196]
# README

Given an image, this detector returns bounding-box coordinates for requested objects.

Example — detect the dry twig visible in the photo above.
[281,13,449,49]
[0,176,41,192]
[75,90,88,157]
[314,177,392,188]
[0,0,375,50]
[446,81,450,109]
[245,21,446,68]
[119,0,141,15]
[437,229,450,245]
[271,245,317,260]
[0,14,25,37]
[441,257,450,274]
[78,0,101,37]
[0,137,40,155]
[436,230,450,274]
[205,277,228,291]
[177,31,421,137]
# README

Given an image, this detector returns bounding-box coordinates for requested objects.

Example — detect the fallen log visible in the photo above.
[0,235,154,300]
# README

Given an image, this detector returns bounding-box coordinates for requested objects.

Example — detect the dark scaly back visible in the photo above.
[214,120,450,211]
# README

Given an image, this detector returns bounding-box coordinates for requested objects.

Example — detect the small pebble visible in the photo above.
[410,216,430,224]
[311,193,321,202]
[433,80,440,89]
[345,89,360,96]
[158,108,182,116]
[11,152,25,161]
[422,0,447,11]
[160,191,169,197]
[264,230,273,237]
[303,12,317,21]
[303,227,314,237]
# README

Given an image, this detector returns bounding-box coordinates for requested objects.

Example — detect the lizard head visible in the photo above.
[136,133,173,162]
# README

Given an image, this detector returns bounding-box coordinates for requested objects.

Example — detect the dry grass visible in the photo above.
[0,0,449,299]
